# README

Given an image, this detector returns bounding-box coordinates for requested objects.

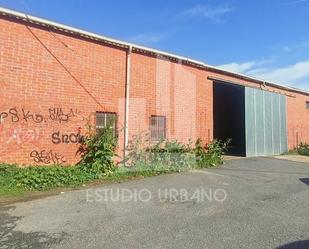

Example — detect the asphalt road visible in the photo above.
[1,157,309,249]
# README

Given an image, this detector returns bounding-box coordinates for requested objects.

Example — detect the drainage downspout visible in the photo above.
[123,46,132,164]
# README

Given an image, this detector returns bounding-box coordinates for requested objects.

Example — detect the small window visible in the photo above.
[150,115,166,141]
[96,112,117,135]
[306,102,309,110]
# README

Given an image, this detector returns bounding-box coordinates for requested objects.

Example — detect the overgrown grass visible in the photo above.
[0,164,102,192]
[0,129,229,199]
[0,172,26,198]
[0,124,119,198]
[0,163,172,199]
[125,135,230,172]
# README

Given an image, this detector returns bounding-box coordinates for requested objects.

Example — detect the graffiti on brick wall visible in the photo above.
[0,106,86,164]
[51,131,85,144]
[30,149,66,165]
[0,107,82,124]
[7,125,42,145]
[48,108,79,123]
[0,108,44,123]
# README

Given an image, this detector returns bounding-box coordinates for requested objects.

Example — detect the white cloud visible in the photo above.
[218,61,256,74]
[218,59,273,74]
[282,41,309,53]
[182,4,234,23]
[255,60,309,84]
[218,60,309,91]
[128,33,166,45]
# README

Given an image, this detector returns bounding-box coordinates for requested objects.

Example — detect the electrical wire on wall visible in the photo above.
[16,0,106,111]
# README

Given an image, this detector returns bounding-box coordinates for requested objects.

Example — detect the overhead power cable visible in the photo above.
[16,0,106,110]
[25,25,106,110]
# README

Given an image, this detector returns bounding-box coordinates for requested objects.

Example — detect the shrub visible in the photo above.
[125,132,150,165]
[0,164,101,191]
[0,131,229,193]
[125,135,229,172]
[194,138,230,168]
[298,142,309,156]
[0,123,119,191]
[77,123,117,175]
[126,136,194,172]
[13,166,82,190]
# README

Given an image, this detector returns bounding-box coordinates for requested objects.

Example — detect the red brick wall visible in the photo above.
[129,53,211,145]
[287,94,309,148]
[0,18,126,165]
[0,16,308,165]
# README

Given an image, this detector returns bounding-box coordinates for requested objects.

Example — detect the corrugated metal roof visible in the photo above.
[0,6,308,96]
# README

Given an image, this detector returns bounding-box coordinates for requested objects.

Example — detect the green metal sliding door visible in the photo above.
[245,87,288,157]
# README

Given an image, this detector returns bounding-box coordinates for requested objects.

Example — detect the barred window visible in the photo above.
[150,115,166,141]
[96,112,117,135]
[306,102,309,109]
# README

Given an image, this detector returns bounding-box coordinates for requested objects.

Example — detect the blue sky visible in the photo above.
[1,0,309,90]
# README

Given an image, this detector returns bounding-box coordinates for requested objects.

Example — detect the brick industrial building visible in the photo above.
[0,7,308,165]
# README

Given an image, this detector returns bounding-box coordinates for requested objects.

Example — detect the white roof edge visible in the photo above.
[1,6,308,96]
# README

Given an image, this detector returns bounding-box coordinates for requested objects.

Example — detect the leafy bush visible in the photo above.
[125,135,193,172]
[125,132,150,165]
[0,129,229,194]
[0,163,18,175]
[0,163,103,191]
[0,124,119,192]
[194,138,230,167]
[77,123,117,175]
[298,142,309,156]
[13,166,83,190]
[125,135,229,173]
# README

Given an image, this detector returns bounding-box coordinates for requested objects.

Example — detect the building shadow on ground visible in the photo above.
[0,206,68,248]
[277,240,309,249]
[299,178,309,185]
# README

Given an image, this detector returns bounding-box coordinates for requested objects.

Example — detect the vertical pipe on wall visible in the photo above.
[279,95,282,153]
[123,46,132,164]
[263,91,266,155]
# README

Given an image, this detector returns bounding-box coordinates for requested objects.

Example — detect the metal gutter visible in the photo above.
[1,6,309,96]
[208,76,296,98]
[123,46,132,163]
